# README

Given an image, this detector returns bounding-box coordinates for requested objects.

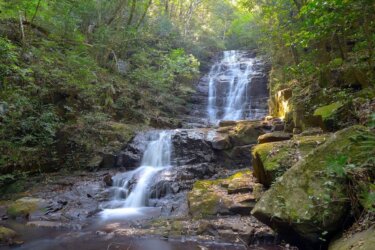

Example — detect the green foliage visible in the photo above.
[359,184,375,212]
[239,0,374,94]
[0,0,218,173]
[0,37,20,83]
[368,113,375,129]
[327,155,349,178]
[227,11,257,49]
[325,133,375,214]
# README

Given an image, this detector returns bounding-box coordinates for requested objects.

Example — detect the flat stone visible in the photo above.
[219,121,237,127]
[257,132,292,144]
[27,221,65,228]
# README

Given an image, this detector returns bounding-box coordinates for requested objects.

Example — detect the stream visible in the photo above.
[1,51,283,250]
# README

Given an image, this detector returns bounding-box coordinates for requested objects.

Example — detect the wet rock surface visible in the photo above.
[116,120,270,173]
[0,171,113,226]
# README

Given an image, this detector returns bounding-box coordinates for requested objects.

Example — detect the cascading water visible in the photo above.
[101,131,172,219]
[207,50,257,124]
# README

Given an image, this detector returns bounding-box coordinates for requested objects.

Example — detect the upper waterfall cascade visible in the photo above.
[208,50,262,123]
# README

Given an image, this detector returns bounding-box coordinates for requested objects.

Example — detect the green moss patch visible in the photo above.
[252,134,328,186]
[0,226,16,243]
[6,197,47,219]
[314,102,343,120]
[188,170,254,218]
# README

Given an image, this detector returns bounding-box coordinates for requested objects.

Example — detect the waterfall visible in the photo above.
[102,131,172,217]
[207,50,256,124]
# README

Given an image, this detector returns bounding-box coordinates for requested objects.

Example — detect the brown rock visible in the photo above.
[257,132,292,144]
[103,174,113,186]
[218,120,237,127]
[211,134,231,150]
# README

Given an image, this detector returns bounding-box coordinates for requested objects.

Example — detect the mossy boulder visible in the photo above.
[329,226,375,250]
[228,121,266,146]
[188,179,231,218]
[252,134,328,187]
[252,126,374,246]
[188,170,257,218]
[0,226,16,244]
[7,197,48,219]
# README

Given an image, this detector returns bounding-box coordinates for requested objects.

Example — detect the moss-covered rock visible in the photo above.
[252,134,328,187]
[0,226,16,244]
[329,226,375,250]
[314,102,343,120]
[252,126,374,246]
[313,102,358,131]
[228,121,266,146]
[7,197,47,219]
[188,170,257,218]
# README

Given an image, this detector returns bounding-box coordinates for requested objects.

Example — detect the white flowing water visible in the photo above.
[207,50,256,124]
[101,131,172,219]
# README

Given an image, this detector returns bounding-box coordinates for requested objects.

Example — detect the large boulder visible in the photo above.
[228,121,267,146]
[252,134,328,187]
[252,126,374,247]
[171,129,216,166]
[210,133,232,150]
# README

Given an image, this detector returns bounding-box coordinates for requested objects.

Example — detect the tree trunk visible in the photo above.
[136,0,153,29]
[31,0,42,23]
[19,12,25,43]
[127,0,137,26]
[107,0,128,26]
